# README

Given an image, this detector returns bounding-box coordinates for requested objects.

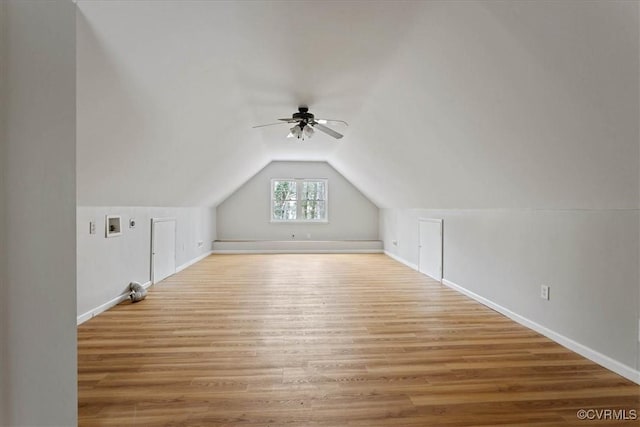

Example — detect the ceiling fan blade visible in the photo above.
[312,122,343,139]
[316,119,349,126]
[252,122,289,129]
[278,118,297,122]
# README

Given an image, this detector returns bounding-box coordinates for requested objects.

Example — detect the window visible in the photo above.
[271,179,328,222]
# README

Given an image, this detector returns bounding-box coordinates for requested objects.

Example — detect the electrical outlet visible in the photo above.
[291,233,295,239]
[540,285,550,300]
[392,240,398,246]
[197,241,203,248]
[89,221,96,234]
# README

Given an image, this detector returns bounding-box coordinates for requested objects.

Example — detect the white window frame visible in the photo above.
[270,178,329,223]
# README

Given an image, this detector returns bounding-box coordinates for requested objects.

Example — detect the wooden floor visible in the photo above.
[78,254,639,426]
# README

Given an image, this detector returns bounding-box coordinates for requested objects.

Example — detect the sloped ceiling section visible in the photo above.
[77,1,639,209]
[76,0,421,206]
[330,0,639,209]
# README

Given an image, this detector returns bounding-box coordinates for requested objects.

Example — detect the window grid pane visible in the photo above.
[302,200,326,220]
[273,181,297,201]
[272,201,297,220]
[302,181,325,201]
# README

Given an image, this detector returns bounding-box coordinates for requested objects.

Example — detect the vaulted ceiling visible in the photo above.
[76,1,639,209]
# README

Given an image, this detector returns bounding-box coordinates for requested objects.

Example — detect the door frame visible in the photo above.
[151,217,177,284]
[418,218,443,282]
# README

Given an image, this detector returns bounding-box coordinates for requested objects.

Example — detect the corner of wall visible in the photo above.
[0,0,7,421]
[209,205,218,244]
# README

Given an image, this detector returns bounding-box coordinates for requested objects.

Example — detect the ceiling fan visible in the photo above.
[253,106,348,141]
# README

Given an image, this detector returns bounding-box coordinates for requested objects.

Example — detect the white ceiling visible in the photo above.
[76,1,639,209]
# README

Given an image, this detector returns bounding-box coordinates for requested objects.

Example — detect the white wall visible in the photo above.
[1,1,77,425]
[217,161,378,241]
[77,206,216,318]
[381,208,640,380]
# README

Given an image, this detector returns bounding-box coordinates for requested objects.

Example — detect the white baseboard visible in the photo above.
[176,250,213,272]
[442,278,640,385]
[384,250,419,271]
[212,249,383,254]
[77,280,152,325]
[212,240,383,253]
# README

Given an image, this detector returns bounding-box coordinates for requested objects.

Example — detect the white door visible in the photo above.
[419,219,443,281]
[151,218,176,284]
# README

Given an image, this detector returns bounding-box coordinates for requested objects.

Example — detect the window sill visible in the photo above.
[270,220,329,224]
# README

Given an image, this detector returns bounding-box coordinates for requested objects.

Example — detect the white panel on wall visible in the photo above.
[152,218,177,284]
[418,219,443,281]
[217,161,378,241]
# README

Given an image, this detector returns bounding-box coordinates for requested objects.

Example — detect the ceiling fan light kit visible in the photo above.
[287,123,314,140]
[254,106,348,141]
[303,124,314,138]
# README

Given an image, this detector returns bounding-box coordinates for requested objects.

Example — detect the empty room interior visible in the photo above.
[1,0,640,426]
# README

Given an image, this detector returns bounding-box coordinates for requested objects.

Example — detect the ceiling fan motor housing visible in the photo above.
[292,106,314,125]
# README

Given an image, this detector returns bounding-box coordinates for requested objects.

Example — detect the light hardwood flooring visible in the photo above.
[78,254,639,426]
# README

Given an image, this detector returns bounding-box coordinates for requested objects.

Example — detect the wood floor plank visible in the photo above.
[78,254,639,426]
